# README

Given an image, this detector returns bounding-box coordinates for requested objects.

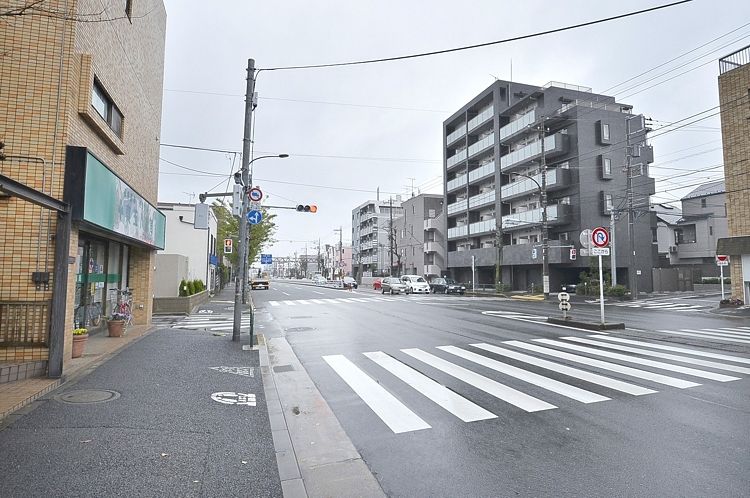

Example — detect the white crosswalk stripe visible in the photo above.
[610,300,707,311]
[172,313,251,330]
[321,336,748,434]
[656,328,750,344]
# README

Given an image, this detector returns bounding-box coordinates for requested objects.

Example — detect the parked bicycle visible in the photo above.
[113,288,134,329]
[74,302,102,328]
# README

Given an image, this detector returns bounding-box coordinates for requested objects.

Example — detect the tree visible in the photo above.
[212,200,276,270]
[1,1,146,22]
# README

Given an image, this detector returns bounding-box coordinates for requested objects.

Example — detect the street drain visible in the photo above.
[55,389,121,404]
[285,327,314,332]
[273,365,294,373]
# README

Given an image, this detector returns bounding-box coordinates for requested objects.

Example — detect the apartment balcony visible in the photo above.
[447,198,468,215]
[468,190,495,209]
[446,124,466,145]
[469,218,496,236]
[424,264,442,276]
[467,132,495,158]
[499,133,569,172]
[468,106,494,132]
[447,224,468,239]
[447,174,467,192]
[501,203,573,231]
[424,241,441,253]
[446,149,467,169]
[468,161,495,184]
[424,218,440,231]
[498,109,537,142]
[447,247,496,268]
[500,168,572,201]
[501,243,575,265]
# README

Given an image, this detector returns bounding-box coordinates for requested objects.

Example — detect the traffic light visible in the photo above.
[296,204,317,213]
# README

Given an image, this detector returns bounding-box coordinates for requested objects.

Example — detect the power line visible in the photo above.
[260,1,693,71]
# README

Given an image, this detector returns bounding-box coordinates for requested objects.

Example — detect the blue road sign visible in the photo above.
[261,254,272,264]
[247,210,263,225]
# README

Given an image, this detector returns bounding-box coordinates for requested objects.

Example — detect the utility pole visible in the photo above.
[538,120,550,299]
[610,209,617,287]
[233,58,256,343]
[626,115,638,300]
[494,219,503,290]
[338,226,343,278]
[389,198,394,276]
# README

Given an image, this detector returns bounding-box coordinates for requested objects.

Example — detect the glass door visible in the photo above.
[74,238,108,329]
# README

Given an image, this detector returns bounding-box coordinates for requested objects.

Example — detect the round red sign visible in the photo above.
[591,227,609,248]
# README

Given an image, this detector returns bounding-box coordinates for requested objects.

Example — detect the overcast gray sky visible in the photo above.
[157,0,750,258]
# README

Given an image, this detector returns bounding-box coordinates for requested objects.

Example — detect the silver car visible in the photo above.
[381,277,408,295]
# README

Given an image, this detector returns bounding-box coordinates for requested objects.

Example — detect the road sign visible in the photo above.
[580,249,590,257]
[223,238,233,254]
[559,301,571,311]
[248,187,263,202]
[716,255,729,266]
[260,254,272,264]
[579,229,592,248]
[570,248,577,261]
[592,227,609,248]
[591,247,610,256]
[557,292,570,302]
[338,261,346,268]
[531,248,538,259]
[247,210,263,225]
[249,201,261,211]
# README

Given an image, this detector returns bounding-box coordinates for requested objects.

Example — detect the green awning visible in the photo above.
[716,236,750,255]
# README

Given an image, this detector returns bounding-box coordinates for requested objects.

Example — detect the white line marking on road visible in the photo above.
[506,341,700,389]
[471,343,655,396]
[438,346,609,403]
[718,328,750,334]
[700,328,750,337]
[535,339,739,382]
[561,337,750,375]
[678,329,750,344]
[655,329,750,344]
[309,299,327,304]
[283,300,297,306]
[322,299,342,304]
[587,335,750,365]
[349,298,370,303]
[270,301,280,307]
[313,291,326,295]
[336,298,357,303]
[281,291,290,296]
[364,351,496,422]
[323,355,431,434]
[401,349,556,412]
[295,300,313,305]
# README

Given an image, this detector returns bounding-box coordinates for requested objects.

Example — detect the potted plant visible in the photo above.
[719,297,744,309]
[107,312,127,337]
[72,328,88,358]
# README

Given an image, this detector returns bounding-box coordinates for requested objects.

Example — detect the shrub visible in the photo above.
[720,297,743,306]
[605,285,627,297]
[701,277,730,284]
[495,282,512,293]
[178,279,188,297]
[72,328,88,335]
[186,280,195,295]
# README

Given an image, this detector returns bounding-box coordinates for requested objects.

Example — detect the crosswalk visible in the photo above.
[322,334,749,434]
[171,313,252,331]
[267,295,500,307]
[609,300,708,311]
[654,325,750,345]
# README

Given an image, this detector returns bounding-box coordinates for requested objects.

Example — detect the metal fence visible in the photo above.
[0,301,51,346]
[719,44,750,74]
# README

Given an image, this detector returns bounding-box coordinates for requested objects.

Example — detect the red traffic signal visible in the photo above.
[296,204,317,213]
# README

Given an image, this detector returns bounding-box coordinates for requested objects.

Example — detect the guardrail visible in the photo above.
[0,301,51,346]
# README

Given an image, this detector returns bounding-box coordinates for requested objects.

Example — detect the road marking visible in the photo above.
[561,337,750,375]
[270,301,280,307]
[676,329,750,344]
[438,346,609,403]
[313,291,325,295]
[401,348,556,413]
[349,298,370,303]
[283,300,297,306]
[506,341,700,389]
[295,300,313,305]
[534,339,739,382]
[471,343,655,396]
[336,298,357,303]
[587,335,750,365]
[713,327,750,334]
[699,328,750,337]
[281,291,290,296]
[211,392,256,406]
[323,355,431,434]
[364,351,496,422]
[322,299,342,304]
[309,299,327,304]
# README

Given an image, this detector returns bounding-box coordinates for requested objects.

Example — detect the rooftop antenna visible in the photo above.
[183,191,196,203]
[406,177,416,197]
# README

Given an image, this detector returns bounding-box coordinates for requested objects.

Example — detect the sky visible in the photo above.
[157,0,750,259]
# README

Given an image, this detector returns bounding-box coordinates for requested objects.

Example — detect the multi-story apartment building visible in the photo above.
[0,1,167,376]
[443,80,656,292]
[392,194,446,277]
[717,45,750,303]
[351,198,403,279]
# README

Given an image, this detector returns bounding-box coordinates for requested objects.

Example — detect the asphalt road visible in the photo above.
[254,279,750,498]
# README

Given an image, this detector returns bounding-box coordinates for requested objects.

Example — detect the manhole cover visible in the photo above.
[55,389,121,404]
[285,327,314,332]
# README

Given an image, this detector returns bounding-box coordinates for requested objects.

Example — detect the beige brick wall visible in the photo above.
[0,1,166,364]
[718,62,750,299]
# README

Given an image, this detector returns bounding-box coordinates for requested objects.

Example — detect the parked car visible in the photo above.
[372,278,382,290]
[429,277,466,295]
[381,277,408,295]
[313,276,327,285]
[343,276,358,289]
[401,275,431,294]
[561,284,577,294]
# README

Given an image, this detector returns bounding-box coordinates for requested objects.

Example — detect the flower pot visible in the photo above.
[108,320,125,337]
[72,334,89,358]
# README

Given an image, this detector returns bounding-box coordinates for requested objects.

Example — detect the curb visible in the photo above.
[547,317,625,330]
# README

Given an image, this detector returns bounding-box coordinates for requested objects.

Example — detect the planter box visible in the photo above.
[153,290,210,315]
[693,284,725,292]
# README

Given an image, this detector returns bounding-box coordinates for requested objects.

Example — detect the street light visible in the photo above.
[509,171,549,299]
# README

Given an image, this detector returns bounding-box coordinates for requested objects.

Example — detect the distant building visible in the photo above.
[351,199,404,279]
[717,45,750,303]
[392,194,446,278]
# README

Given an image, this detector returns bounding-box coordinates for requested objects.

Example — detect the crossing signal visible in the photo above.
[223,238,233,254]
[296,204,317,213]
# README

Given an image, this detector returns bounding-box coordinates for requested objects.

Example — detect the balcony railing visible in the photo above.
[470,218,496,235]
[447,198,468,215]
[468,190,495,209]
[424,242,440,253]
[447,174,467,192]
[424,218,439,231]
[424,264,441,276]
[720,44,750,74]
[468,106,494,131]
[468,162,495,183]
[501,203,572,230]
[447,225,468,239]
[499,109,536,141]
[467,132,494,157]
[446,149,467,169]
[500,168,571,200]
[500,133,567,171]
[446,124,466,144]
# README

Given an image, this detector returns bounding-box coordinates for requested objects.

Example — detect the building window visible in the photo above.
[709,226,713,236]
[602,123,610,141]
[597,121,611,145]
[412,246,415,256]
[701,198,707,208]
[603,157,611,176]
[92,80,123,137]
[602,192,614,213]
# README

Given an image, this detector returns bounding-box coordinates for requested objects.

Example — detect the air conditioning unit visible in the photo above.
[668,245,677,253]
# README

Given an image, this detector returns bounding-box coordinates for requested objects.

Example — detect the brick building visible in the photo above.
[717,45,750,303]
[0,1,167,375]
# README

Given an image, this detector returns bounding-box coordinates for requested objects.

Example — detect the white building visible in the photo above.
[352,198,404,278]
[155,203,219,297]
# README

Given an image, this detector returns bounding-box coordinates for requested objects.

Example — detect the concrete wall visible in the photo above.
[158,204,218,285]
[153,290,210,315]
[155,254,189,298]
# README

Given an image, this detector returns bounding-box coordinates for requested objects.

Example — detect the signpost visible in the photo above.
[260,253,272,265]
[247,210,262,225]
[223,238,233,254]
[716,255,729,300]
[557,291,571,320]
[591,227,609,325]
[248,187,263,202]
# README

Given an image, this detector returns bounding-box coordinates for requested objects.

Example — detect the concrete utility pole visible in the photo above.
[233,58,256,343]
[610,209,617,287]
[389,198,394,275]
[626,115,638,300]
[538,121,550,299]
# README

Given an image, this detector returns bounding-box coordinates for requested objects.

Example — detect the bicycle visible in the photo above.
[114,289,134,329]
[74,302,103,328]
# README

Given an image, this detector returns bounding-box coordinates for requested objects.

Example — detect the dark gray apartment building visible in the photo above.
[393,194,446,277]
[443,80,656,292]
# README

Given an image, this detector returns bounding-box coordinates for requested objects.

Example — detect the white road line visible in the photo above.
[561,337,750,375]
[349,298,370,303]
[281,291,290,296]
[283,300,297,306]
[718,328,750,334]
[364,351,496,422]
[699,328,750,337]
[313,291,325,295]
[322,299,343,304]
[471,343,655,396]
[534,339,739,383]
[336,298,357,303]
[678,329,750,344]
[323,355,431,434]
[588,335,750,365]
[657,329,750,344]
[309,299,327,304]
[270,301,280,307]
[438,346,609,404]
[295,300,313,305]
[506,341,700,389]
[401,349,556,413]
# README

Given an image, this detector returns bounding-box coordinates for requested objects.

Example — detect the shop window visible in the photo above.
[92,80,123,137]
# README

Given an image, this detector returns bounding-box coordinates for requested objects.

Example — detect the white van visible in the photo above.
[400,275,430,294]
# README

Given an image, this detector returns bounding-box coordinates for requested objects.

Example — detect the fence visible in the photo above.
[0,301,51,346]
